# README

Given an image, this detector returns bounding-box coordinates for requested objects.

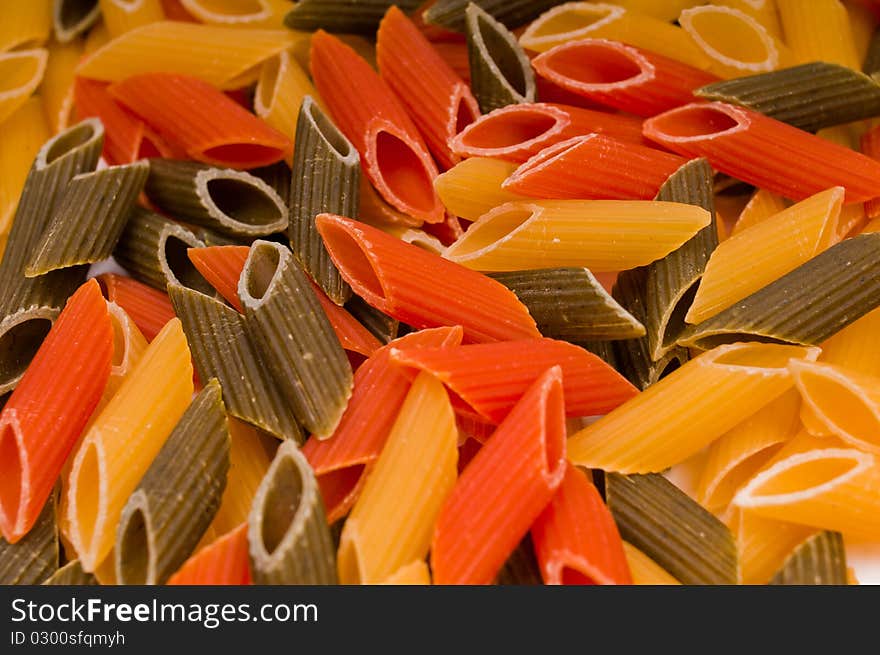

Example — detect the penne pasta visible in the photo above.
[0,491,57,585]
[186,245,249,312]
[179,0,289,28]
[41,39,82,134]
[254,49,316,145]
[283,0,423,34]
[0,1,51,52]
[819,307,880,378]
[567,343,820,473]
[442,199,711,273]
[379,560,431,585]
[96,274,175,342]
[709,0,782,37]
[434,157,525,222]
[425,0,563,33]
[0,98,50,239]
[776,0,861,69]
[733,509,817,585]
[99,0,164,36]
[167,523,250,585]
[42,559,98,585]
[0,49,49,127]
[732,188,788,235]
[622,541,681,585]
[769,531,847,585]
[338,372,457,584]
[53,0,101,43]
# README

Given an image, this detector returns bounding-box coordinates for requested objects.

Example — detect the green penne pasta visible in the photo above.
[466,3,536,113]
[26,161,149,277]
[604,472,738,585]
[863,28,880,75]
[0,492,58,585]
[695,62,880,133]
[115,379,230,585]
[488,268,644,341]
[251,161,292,209]
[612,266,689,390]
[678,233,880,350]
[344,295,399,344]
[144,159,288,238]
[54,0,101,43]
[769,531,847,586]
[248,440,337,585]
[239,241,353,439]
[42,560,99,586]
[168,283,302,441]
[0,119,102,394]
[495,535,543,585]
[284,0,423,33]
[113,207,215,296]
[425,0,564,32]
[289,96,359,305]
[644,158,717,360]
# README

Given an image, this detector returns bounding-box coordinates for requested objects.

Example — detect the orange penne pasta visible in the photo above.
[531,38,719,117]
[733,509,817,585]
[302,326,464,524]
[732,188,789,236]
[109,72,292,168]
[860,125,880,219]
[531,464,632,585]
[310,30,444,224]
[0,280,112,543]
[97,274,176,342]
[503,134,688,200]
[315,213,540,343]
[376,6,479,170]
[0,48,49,126]
[431,366,567,585]
[450,102,645,163]
[167,524,251,585]
[389,338,638,424]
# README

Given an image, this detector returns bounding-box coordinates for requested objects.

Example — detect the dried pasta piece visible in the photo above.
[99,0,164,36]
[41,39,81,133]
[425,0,563,33]
[769,531,847,585]
[96,274,175,342]
[776,0,860,69]
[53,0,101,43]
[0,1,51,51]
[434,157,525,222]
[283,0,423,34]
[254,49,316,145]
[42,559,98,585]
[733,509,817,585]
[0,98,49,242]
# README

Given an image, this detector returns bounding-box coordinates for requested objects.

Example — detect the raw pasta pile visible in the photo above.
[2,0,880,587]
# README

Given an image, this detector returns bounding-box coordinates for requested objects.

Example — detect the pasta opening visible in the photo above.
[45,122,96,165]
[543,42,644,86]
[0,317,52,384]
[163,234,216,296]
[206,177,282,227]
[0,53,43,90]
[526,5,618,41]
[560,566,595,585]
[373,130,437,214]
[109,308,127,368]
[798,372,880,447]
[682,7,773,66]
[244,243,281,301]
[201,143,285,169]
[542,375,566,476]
[664,283,699,347]
[753,457,858,496]
[0,424,22,527]
[703,445,782,511]
[454,93,478,136]
[712,343,811,370]
[318,465,365,522]
[309,99,354,159]
[259,454,304,555]
[257,55,281,111]
[515,136,589,175]
[75,444,101,551]
[648,106,741,139]
[476,14,528,96]
[446,205,538,257]
[317,218,385,301]
[459,110,558,149]
[59,0,99,29]
[118,506,151,585]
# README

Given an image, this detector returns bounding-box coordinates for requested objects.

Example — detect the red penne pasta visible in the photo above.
[531,463,632,585]
[389,338,638,424]
[644,102,880,203]
[449,102,645,163]
[315,213,541,343]
[310,30,445,224]
[503,133,688,200]
[861,126,880,219]
[532,39,719,118]
[377,6,480,170]
[0,280,112,543]
[167,524,251,585]
[186,245,381,358]
[108,73,292,169]
[74,77,178,164]
[302,326,464,523]
[431,41,471,84]
[431,366,567,584]
[97,273,176,342]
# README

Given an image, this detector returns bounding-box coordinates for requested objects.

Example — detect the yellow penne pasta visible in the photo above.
[76,21,301,89]
[254,49,315,145]
[567,343,820,474]
[820,308,880,377]
[443,199,711,272]
[0,0,51,51]
[103,302,149,405]
[180,0,291,28]
[696,390,800,513]
[679,5,790,77]
[40,38,83,134]
[731,188,789,236]
[98,0,164,37]
[84,21,112,55]
[602,0,702,22]
[686,187,843,324]
[337,372,458,584]
[776,0,861,69]
[709,0,782,38]
[845,0,877,64]
[0,48,49,126]
[732,509,817,584]
[434,158,525,222]
[379,226,447,256]
[0,97,49,236]
[379,560,432,585]
[65,319,194,571]
[790,360,880,454]
[622,541,681,585]
[519,2,713,69]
